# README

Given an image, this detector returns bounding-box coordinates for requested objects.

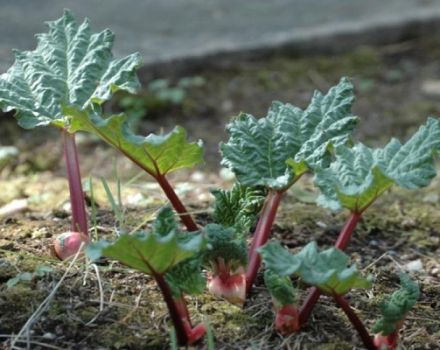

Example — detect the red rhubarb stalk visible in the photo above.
[299,211,362,325]
[333,294,377,350]
[154,273,205,345]
[63,130,88,236]
[86,127,198,232]
[335,211,362,250]
[156,174,198,231]
[246,190,284,294]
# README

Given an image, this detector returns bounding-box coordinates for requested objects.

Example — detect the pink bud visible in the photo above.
[374,334,398,350]
[207,270,246,306]
[275,304,300,336]
[53,231,88,260]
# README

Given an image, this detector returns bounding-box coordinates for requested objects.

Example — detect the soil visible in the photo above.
[0,35,440,349]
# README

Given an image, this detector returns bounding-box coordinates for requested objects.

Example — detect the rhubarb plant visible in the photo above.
[204,184,265,305]
[221,77,358,294]
[373,274,420,350]
[65,107,203,232]
[263,270,299,335]
[260,242,421,350]
[0,10,141,259]
[299,117,440,325]
[86,207,207,346]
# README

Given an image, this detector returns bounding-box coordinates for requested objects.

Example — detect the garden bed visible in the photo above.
[1,34,440,349]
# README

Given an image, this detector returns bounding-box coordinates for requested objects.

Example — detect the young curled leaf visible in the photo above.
[221,78,358,190]
[264,269,297,307]
[66,108,204,177]
[0,10,141,129]
[203,224,247,272]
[260,241,372,295]
[211,183,266,237]
[315,118,440,212]
[373,273,420,336]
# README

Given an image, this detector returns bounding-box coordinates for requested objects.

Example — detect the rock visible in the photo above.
[190,171,206,182]
[405,259,424,273]
[0,146,19,170]
[421,80,440,96]
[0,198,28,217]
[219,167,235,181]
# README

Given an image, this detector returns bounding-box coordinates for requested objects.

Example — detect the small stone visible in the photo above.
[42,332,56,340]
[315,221,327,228]
[31,227,50,239]
[0,146,19,170]
[0,198,28,217]
[405,259,424,273]
[423,193,439,203]
[369,239,379,247]
[421,80,440,96]
[190,171,205,182]
[430,267,439,277]
[219,167,235,181]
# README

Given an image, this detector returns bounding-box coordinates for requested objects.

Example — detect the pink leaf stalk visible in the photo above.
[54,131,89,260]
[246,190,284,294]
[333,294,376,350]
[299,211,362,325]
[155,273,205,345]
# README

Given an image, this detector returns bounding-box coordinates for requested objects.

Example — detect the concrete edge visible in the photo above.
[140,12,440,79]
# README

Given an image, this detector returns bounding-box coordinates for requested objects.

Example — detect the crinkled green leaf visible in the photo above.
[66,108,204,177]
[221,78,357,190]
[211,183,266,237]
[165,256,206,298]
[203,224,247,270]
[264,269,297,307]
[260,241,372,295]
[373,273,420,336]
[0,10,141,129]
[315,118,440,212]
[86,208,205,275]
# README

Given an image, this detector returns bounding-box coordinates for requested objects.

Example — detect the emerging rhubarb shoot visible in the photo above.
[264,269,299,335]
[300,117,440,323]
[221,78,358,295]
[86,207,207,346]
[0,10,142,259]
[260,241,374,346]
[373,274,420,350]
[67,108,202,232]
[204,224,247,306]
[205,184,265,305]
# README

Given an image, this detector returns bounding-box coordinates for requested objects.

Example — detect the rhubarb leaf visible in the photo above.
[203,224,247,270]
[165,257,206,298]
[260,241,372,295]
[0,10,141,129]
[264,269,297,307]
[67,108,204,177]
[315,118,440,212]
[221,78,357,190]
[373,274,420,336]
[86,209,205,275]
[258,241,302,276]
[211,183,266,237]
